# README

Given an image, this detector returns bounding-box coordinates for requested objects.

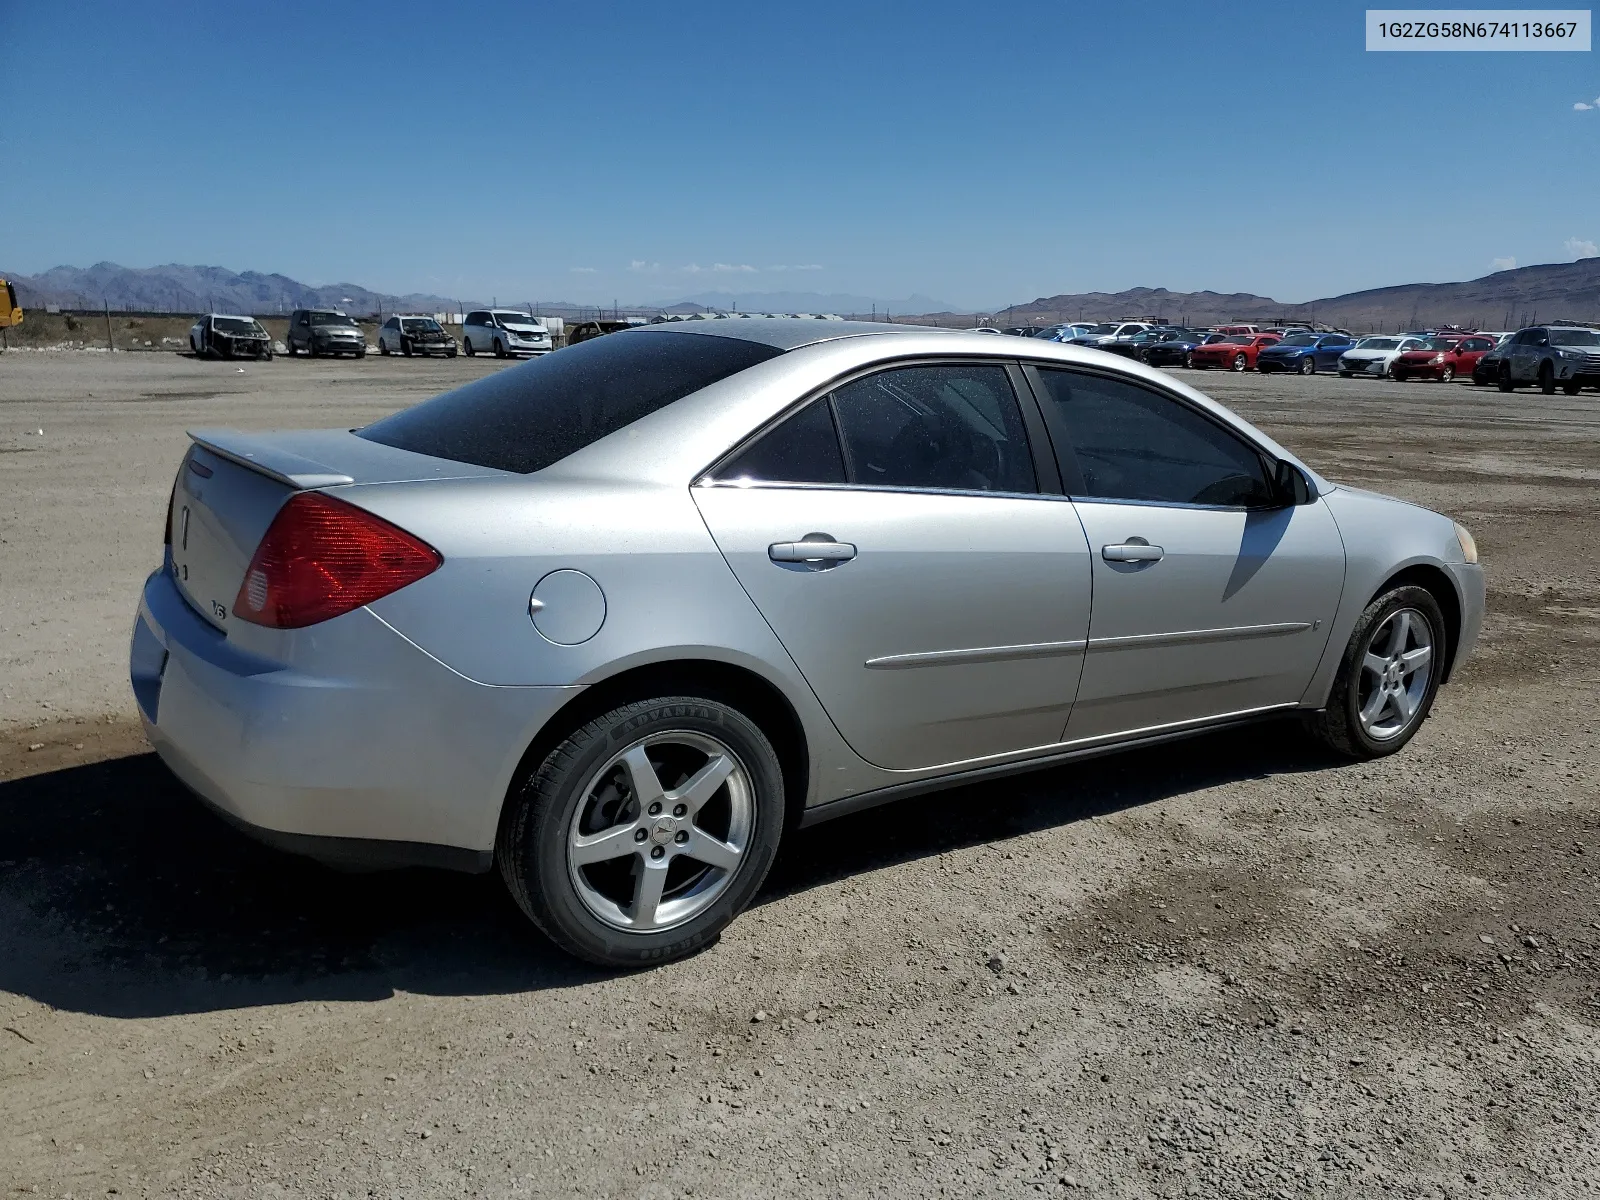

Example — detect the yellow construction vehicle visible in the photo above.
[0,279,21,346]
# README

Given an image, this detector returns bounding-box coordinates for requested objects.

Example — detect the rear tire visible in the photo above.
[496,695,786,968]
[1183,351,1194,368]
[379,337,390,355]
[1303,585,1445,761]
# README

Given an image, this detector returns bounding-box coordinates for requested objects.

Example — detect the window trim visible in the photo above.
[698,356,1062,499]
[1018,360,1286,512]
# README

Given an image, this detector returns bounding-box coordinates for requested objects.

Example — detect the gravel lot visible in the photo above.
[2,352,1597,1199]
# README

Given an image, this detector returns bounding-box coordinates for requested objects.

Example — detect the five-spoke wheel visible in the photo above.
[1305,584,1445,759]
[497,694,784,967]
[567,732,752,933]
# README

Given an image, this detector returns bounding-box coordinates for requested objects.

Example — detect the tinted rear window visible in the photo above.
[358,331,782,473]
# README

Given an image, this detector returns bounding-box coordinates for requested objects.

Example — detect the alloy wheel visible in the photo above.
[566,731,753,933]
[1232,353,1247,371]
[1356,608,1434,741]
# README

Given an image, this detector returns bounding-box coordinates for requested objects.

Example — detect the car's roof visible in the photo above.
[621,317,943,352]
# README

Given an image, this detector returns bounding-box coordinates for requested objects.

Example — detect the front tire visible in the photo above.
[1497,363,1514,392]
[494,338,507,358]
[1232,353,1247,372]
[1539,362,1557,395]
[497,695,786,968]
[1303,585,1444,760]
[401,336,413,357]
[1298,357,1315,375]
[1439,365,1454,383]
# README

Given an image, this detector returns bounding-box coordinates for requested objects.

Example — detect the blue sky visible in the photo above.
[4,1,1597,310]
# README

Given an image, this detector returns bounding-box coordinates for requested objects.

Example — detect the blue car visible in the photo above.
[1255,331,1356,374]
[1141,330,1220,367]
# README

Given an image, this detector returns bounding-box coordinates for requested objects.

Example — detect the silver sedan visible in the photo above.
[131,320,1484,966]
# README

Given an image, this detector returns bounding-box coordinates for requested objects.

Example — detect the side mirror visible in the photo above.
[1273,459,1315,506]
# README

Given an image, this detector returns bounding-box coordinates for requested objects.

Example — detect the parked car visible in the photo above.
[1211,324,1260,335]
[1104,328,1201,362]
[1494,325,1600,395]
[1143,330,1222,368]
[1255,332,1356,375]
[1337,335,1428,379]
[1391,334,1496,383]
[1188,332,1281,371]
[1034,323,1100,342]
[462,310,553,357]
[189,313,272,360]
[378,316,457,358]
[567,319,637,346]
[285,309,367,358]
[133,320,1484,967]
[1471,334,1516,386]
[1069,321,1152,347]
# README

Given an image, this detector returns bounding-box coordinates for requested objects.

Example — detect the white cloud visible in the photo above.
[712,263,758,273]
[767,264,824,272]
[569,266,597,274]
[628,260,661,273]
[1565,237,1599,259]
[1576,101,1593,111]
[680,263,704,274]
[1491,256,1517,270]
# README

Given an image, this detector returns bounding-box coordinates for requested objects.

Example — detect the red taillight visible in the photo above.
[233,493,442,629]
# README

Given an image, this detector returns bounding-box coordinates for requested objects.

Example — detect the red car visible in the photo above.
[1188,332,1280,371]
[1391,333,1498,382]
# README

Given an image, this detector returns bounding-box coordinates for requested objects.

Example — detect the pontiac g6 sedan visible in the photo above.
[131,320,1485,967]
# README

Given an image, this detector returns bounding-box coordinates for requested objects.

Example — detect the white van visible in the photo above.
[462,309,553,357]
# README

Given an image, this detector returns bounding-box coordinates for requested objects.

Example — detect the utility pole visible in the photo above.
[104,298,115,351]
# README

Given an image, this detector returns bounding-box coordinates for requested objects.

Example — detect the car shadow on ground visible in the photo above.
[0,722,1338,1019]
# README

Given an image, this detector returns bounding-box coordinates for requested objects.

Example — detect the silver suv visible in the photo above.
[462,309,552,357]
[1496,325,1600,395]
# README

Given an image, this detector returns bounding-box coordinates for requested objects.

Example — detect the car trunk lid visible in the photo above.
[170,428,507,633]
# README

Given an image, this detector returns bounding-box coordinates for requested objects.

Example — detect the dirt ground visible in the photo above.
[1,352,1597,1199]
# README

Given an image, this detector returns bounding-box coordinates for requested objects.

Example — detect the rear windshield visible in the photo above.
[358,330,783,473]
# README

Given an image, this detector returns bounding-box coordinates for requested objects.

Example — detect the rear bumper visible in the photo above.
[131,566,579,869]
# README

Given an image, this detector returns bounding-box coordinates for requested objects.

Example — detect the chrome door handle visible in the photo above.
[769,540,856,563]
[1102,542,1164,562]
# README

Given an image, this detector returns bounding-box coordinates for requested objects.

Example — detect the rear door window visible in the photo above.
[360,331,782,473]
[830,363,1037,494]
[1034,368,1274,508]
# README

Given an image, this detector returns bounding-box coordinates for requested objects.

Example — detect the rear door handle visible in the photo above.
[769,540,856,563]
[1102,542,1164,563]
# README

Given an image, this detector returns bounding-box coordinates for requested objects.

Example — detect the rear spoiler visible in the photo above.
[188,429,355,489]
